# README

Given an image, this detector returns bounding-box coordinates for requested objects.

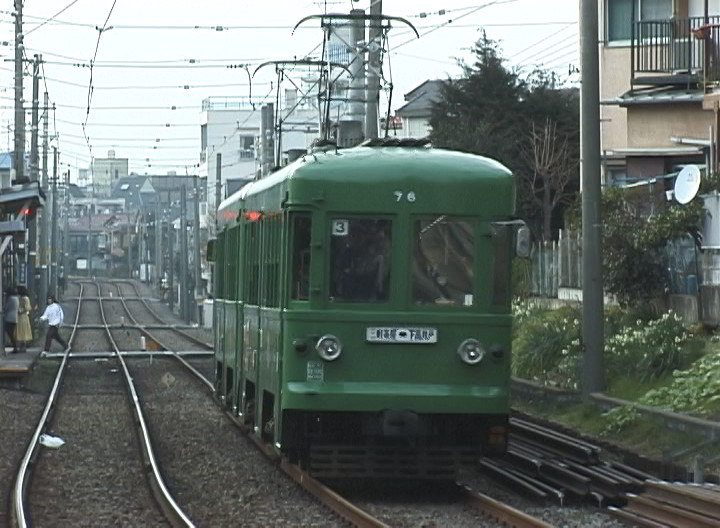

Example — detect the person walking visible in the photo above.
[39,295,69,355]
[3,286,19,354]
[15,285,33,353]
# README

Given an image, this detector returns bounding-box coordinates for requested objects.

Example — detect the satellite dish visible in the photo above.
[674,165,701,205]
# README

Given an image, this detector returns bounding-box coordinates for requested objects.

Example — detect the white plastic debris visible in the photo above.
[39,434,65,448]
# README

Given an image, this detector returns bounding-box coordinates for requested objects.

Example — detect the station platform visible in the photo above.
[0,347,42,388]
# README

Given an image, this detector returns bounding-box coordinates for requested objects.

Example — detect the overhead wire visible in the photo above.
[24,0,82,36]
[515,31,578,66]
[509,22,576,62]
[82,0,119,162]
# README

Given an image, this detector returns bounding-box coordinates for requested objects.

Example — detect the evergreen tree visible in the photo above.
[429,35,579,240]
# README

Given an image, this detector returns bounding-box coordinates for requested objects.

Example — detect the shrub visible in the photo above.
[605,311,692,383]
[513,306,695,391]
[512,305,583,387]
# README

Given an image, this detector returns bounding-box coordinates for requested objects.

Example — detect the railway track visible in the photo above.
[10,282,190,527]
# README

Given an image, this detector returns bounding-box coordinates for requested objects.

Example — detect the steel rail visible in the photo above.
[281,460,392,528]
[10,284,85,528]
[109,281,214,395]
[93,281,195,527]
[119,280,213,350]
[110,281,393,528]
[461,485,554,528]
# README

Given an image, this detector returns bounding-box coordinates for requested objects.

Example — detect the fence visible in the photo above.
[530,230,582,297]
[530,230,701,298]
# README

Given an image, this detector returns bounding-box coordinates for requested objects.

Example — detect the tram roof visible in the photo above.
[218,146,510,215]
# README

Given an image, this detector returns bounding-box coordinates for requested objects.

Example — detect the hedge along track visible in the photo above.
[10,281,194,528]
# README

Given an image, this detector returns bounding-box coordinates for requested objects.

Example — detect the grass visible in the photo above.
[512,395,720,479]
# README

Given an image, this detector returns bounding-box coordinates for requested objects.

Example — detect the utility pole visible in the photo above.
[193,175,202,323]
[365,0,381,139]
[155,200,162,293]
[87,177,93,277]
[30,56,41,304]
[13,0,25,183]
[580,0,605,396]
[215,153,222,215]
[62,169,69,294]
[39,90,48,303]
[168,214,175,313]
[180,185,189,322]
[128,216,133,278]
[51,147,58,296]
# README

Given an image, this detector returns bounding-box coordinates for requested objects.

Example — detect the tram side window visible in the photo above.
[412,217,474,307]
[491,223,511,307]
[329,218,391,303]
[291,214,312,300]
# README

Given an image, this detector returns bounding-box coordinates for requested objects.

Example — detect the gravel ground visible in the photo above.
[0,389,46,524]
[128,357,343,527]
[29,360,169,527]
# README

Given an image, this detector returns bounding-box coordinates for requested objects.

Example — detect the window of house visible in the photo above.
[606,166,628,187]
[607,0,672,42]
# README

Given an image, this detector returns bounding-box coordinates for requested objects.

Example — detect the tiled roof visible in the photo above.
[396,80,444,118]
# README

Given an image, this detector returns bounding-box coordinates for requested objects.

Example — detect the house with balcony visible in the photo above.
[601,0,720,323]
[602,0,717,187]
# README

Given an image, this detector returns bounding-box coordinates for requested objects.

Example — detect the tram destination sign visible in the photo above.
[366,327,437,344]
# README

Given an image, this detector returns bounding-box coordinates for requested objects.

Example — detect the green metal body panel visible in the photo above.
[280,310,511,414]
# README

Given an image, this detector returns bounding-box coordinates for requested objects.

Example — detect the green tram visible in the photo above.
[212,141,527,479]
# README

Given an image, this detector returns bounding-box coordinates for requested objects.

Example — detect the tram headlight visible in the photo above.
[457,338,485,365]
[315,334,343,361]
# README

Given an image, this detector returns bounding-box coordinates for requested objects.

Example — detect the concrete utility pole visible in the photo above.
[87,178,93,277]
[63,169,69,294]
[193,175,202,322]
[180,186,189,322]
[155,200,162,292]
[365,0,382,139]
[580,0,605,396]
[39,91,48,303]
[215,153,222,215]
[168,213,175,313]
[13,0,25,183]
[51,148,58,296]
[127,217,133,278]
[29,55,40,296]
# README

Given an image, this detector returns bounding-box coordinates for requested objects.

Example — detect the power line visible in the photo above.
[24,0,82,36]
[56,117,198,127]
[59,131,197,141]
[394,0,521,47]
[508,22,576,61]
[83,0,120,161]
[515,32,578,66]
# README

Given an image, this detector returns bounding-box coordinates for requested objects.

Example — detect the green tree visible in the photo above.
[429,34,525,168]
[429,35,580,240]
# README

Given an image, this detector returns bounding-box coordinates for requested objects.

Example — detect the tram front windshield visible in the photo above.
[329,218,391,303]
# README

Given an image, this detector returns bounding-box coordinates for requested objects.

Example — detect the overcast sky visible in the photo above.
[0,0,579,177]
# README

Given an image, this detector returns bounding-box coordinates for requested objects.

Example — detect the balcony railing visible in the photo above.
[632,16,720,87]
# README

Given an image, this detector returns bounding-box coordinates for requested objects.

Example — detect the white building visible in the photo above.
[91,150,129,198]
[198,92,319,214]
